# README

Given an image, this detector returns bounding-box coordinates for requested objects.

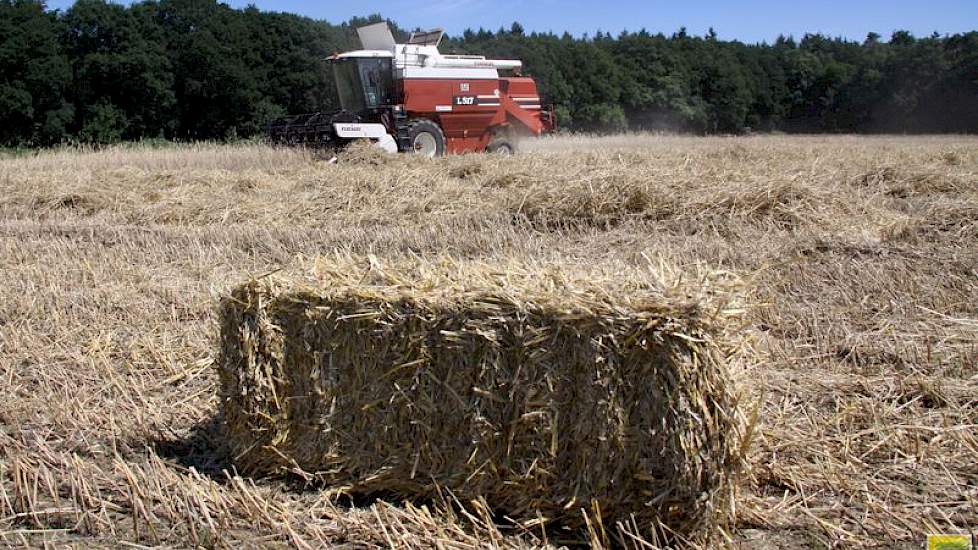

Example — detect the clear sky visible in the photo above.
[44,0,978,43]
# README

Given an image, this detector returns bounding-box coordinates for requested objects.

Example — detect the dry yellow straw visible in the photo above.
[218,255,746,543]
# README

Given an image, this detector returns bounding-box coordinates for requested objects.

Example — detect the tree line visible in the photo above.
[2,0,976,146]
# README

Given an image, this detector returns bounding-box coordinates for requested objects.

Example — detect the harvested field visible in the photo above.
[0,135,975,548]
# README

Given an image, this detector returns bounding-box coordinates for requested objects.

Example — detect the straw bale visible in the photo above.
[218,256,746,540]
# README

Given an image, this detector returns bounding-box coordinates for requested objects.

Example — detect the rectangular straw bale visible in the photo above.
[217,257,745,540]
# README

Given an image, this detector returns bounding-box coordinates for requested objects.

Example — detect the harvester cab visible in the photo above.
[266,22,556,156]
[332,55,395,114]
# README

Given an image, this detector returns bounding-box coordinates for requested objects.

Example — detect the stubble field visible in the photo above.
[0,135,975,548]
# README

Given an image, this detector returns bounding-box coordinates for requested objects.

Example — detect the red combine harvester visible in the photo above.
[267,23,556,156]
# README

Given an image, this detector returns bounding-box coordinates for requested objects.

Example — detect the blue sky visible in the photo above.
[45,0,978,43]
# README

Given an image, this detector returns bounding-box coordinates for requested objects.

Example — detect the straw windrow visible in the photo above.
[218,256,747,542]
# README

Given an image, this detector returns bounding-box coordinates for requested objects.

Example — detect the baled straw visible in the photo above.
[217,255,746,542]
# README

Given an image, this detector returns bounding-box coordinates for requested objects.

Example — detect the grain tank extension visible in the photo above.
[266,23,556,156]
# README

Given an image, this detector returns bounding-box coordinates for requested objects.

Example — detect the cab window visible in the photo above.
[333,58,393,113]
[358,58,392,109]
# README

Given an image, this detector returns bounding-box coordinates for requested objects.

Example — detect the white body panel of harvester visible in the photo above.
[332,123,398,153]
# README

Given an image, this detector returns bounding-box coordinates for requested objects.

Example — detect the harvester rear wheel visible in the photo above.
[406,119,446,158]
[487,139,516,155]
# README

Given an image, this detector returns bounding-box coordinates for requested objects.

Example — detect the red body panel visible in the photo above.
[400,76,552,154]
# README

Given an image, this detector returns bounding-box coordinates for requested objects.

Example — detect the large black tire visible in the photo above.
[405,119,446,157]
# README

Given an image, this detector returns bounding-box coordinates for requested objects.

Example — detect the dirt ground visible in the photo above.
[0,135,975,548]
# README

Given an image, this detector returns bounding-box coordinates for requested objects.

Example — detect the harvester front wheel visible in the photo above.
[406,119,446,158]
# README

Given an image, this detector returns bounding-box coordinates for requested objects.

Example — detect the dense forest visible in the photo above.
[2,0,976,145]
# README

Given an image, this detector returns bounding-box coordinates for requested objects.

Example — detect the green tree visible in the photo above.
[5,4,978,143]
[0,0,71,145]
[63,0,176,141]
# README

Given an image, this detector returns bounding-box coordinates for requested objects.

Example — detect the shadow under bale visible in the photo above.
[216,256,749,545]
[153,417,233,482]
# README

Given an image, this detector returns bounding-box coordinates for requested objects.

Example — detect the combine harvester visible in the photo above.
[267,23,556,156]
